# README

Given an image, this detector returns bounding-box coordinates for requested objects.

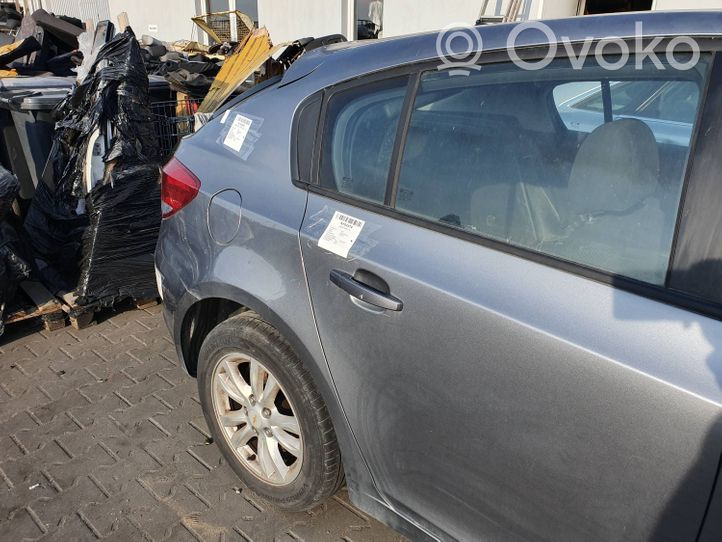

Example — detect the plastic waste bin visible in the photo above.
[3,89,70,198]
[0,76,73,200]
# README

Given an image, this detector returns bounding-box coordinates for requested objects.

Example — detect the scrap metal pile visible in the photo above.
[142,35,223,99]
[137,10,256,100]
[0,8,83,76]
[0,7,343,337]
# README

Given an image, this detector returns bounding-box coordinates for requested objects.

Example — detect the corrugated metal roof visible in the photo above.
[42,0,112,23]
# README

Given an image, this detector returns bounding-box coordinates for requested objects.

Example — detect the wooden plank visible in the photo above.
[5,306,37,324]
[198,28,281,114]
[117,12,130,32]
[59,290,80,312]
[57,290,96,329]
[21,281,60,312]
[3,282,65,325]
[135,298,159,310]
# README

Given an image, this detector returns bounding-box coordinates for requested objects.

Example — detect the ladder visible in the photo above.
[477,0,527,24]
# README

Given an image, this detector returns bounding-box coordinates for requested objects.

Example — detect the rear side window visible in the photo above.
[395,55,710,285]
[319,76,408,203]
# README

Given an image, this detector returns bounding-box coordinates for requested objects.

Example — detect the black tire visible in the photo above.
[197,311,344,510]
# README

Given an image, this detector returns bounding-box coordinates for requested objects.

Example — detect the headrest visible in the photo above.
[569,119,659,214]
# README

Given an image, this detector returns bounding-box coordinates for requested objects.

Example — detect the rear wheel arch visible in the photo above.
[180,297,246,377]
[177,287,309,378]
[173,285,380,507]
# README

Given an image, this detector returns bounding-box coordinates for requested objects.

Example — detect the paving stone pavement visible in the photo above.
[0,304,405,542]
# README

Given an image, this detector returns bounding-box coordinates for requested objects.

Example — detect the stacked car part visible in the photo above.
[25,29,161,309]
[5,9,83,76]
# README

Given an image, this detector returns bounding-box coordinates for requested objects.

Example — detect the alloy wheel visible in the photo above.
[211,352,303,485]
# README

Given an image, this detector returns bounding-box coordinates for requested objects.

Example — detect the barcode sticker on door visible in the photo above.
[318,211,365,258]
[223,113,252,151]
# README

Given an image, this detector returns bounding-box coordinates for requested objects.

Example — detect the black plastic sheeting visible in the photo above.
[0,166,18,220]
[76,164,160,305]
[0,167,32,335]
[24,29,161,307]
[23,178,87,289]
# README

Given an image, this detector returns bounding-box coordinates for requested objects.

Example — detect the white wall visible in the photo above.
[253,0,722,47]
[254,0,572,45]
[106,0,202,42]
[382,0,550,37]
[32,0,205,43]
[257,0,345,44]
[383,0,480,36]
[654,0,722,8]
[538,0,579,19]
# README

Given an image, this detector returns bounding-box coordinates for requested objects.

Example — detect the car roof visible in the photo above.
[282,11,722,90]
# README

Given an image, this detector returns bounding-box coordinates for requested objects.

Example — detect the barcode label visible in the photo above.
[339,215,363,227]
[223,113,252,151]
[318,211,366,258]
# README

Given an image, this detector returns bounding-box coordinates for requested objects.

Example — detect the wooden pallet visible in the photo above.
[58,291,160,330]
[3,281,67,332]
[58,291,95,330]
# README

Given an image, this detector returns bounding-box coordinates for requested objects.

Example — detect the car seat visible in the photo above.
[546,118,669,283]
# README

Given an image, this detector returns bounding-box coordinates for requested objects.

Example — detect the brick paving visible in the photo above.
[0,303,403,542]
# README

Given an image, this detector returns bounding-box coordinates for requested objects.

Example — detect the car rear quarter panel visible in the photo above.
[155,83,417,536]
[161,82,308,336]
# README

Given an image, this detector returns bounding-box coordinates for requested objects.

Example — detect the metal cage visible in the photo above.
[192,10,255,45]
[150,98,201,161]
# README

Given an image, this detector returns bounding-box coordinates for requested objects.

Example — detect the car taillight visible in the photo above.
[161,157,201,219]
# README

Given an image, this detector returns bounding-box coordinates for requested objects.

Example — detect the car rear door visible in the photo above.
[298,49,722,541]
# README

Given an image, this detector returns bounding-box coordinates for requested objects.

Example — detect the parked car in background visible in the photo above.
[555,78,699,146]
[155,12,722,541]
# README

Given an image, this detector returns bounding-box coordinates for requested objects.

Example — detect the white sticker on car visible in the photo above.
[318,211,365,258]
[223,114,252,151]
[220,109,230,124]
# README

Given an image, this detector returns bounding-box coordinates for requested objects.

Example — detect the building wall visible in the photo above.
[31,0,216,44]
[256,0,543,44]
[102,0,718,48]
[539,0,579,19]
[380,0,580,37]
[383,0,479,35]
[653,0,722,9]
[104,0,203,41]
[35,0,722,47]
[383,0,538,36]
[257,0,345,43]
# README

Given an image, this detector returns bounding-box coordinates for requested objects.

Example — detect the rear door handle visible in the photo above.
[330,270,403,311]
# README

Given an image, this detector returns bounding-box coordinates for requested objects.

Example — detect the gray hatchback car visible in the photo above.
[155,12,722,541]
